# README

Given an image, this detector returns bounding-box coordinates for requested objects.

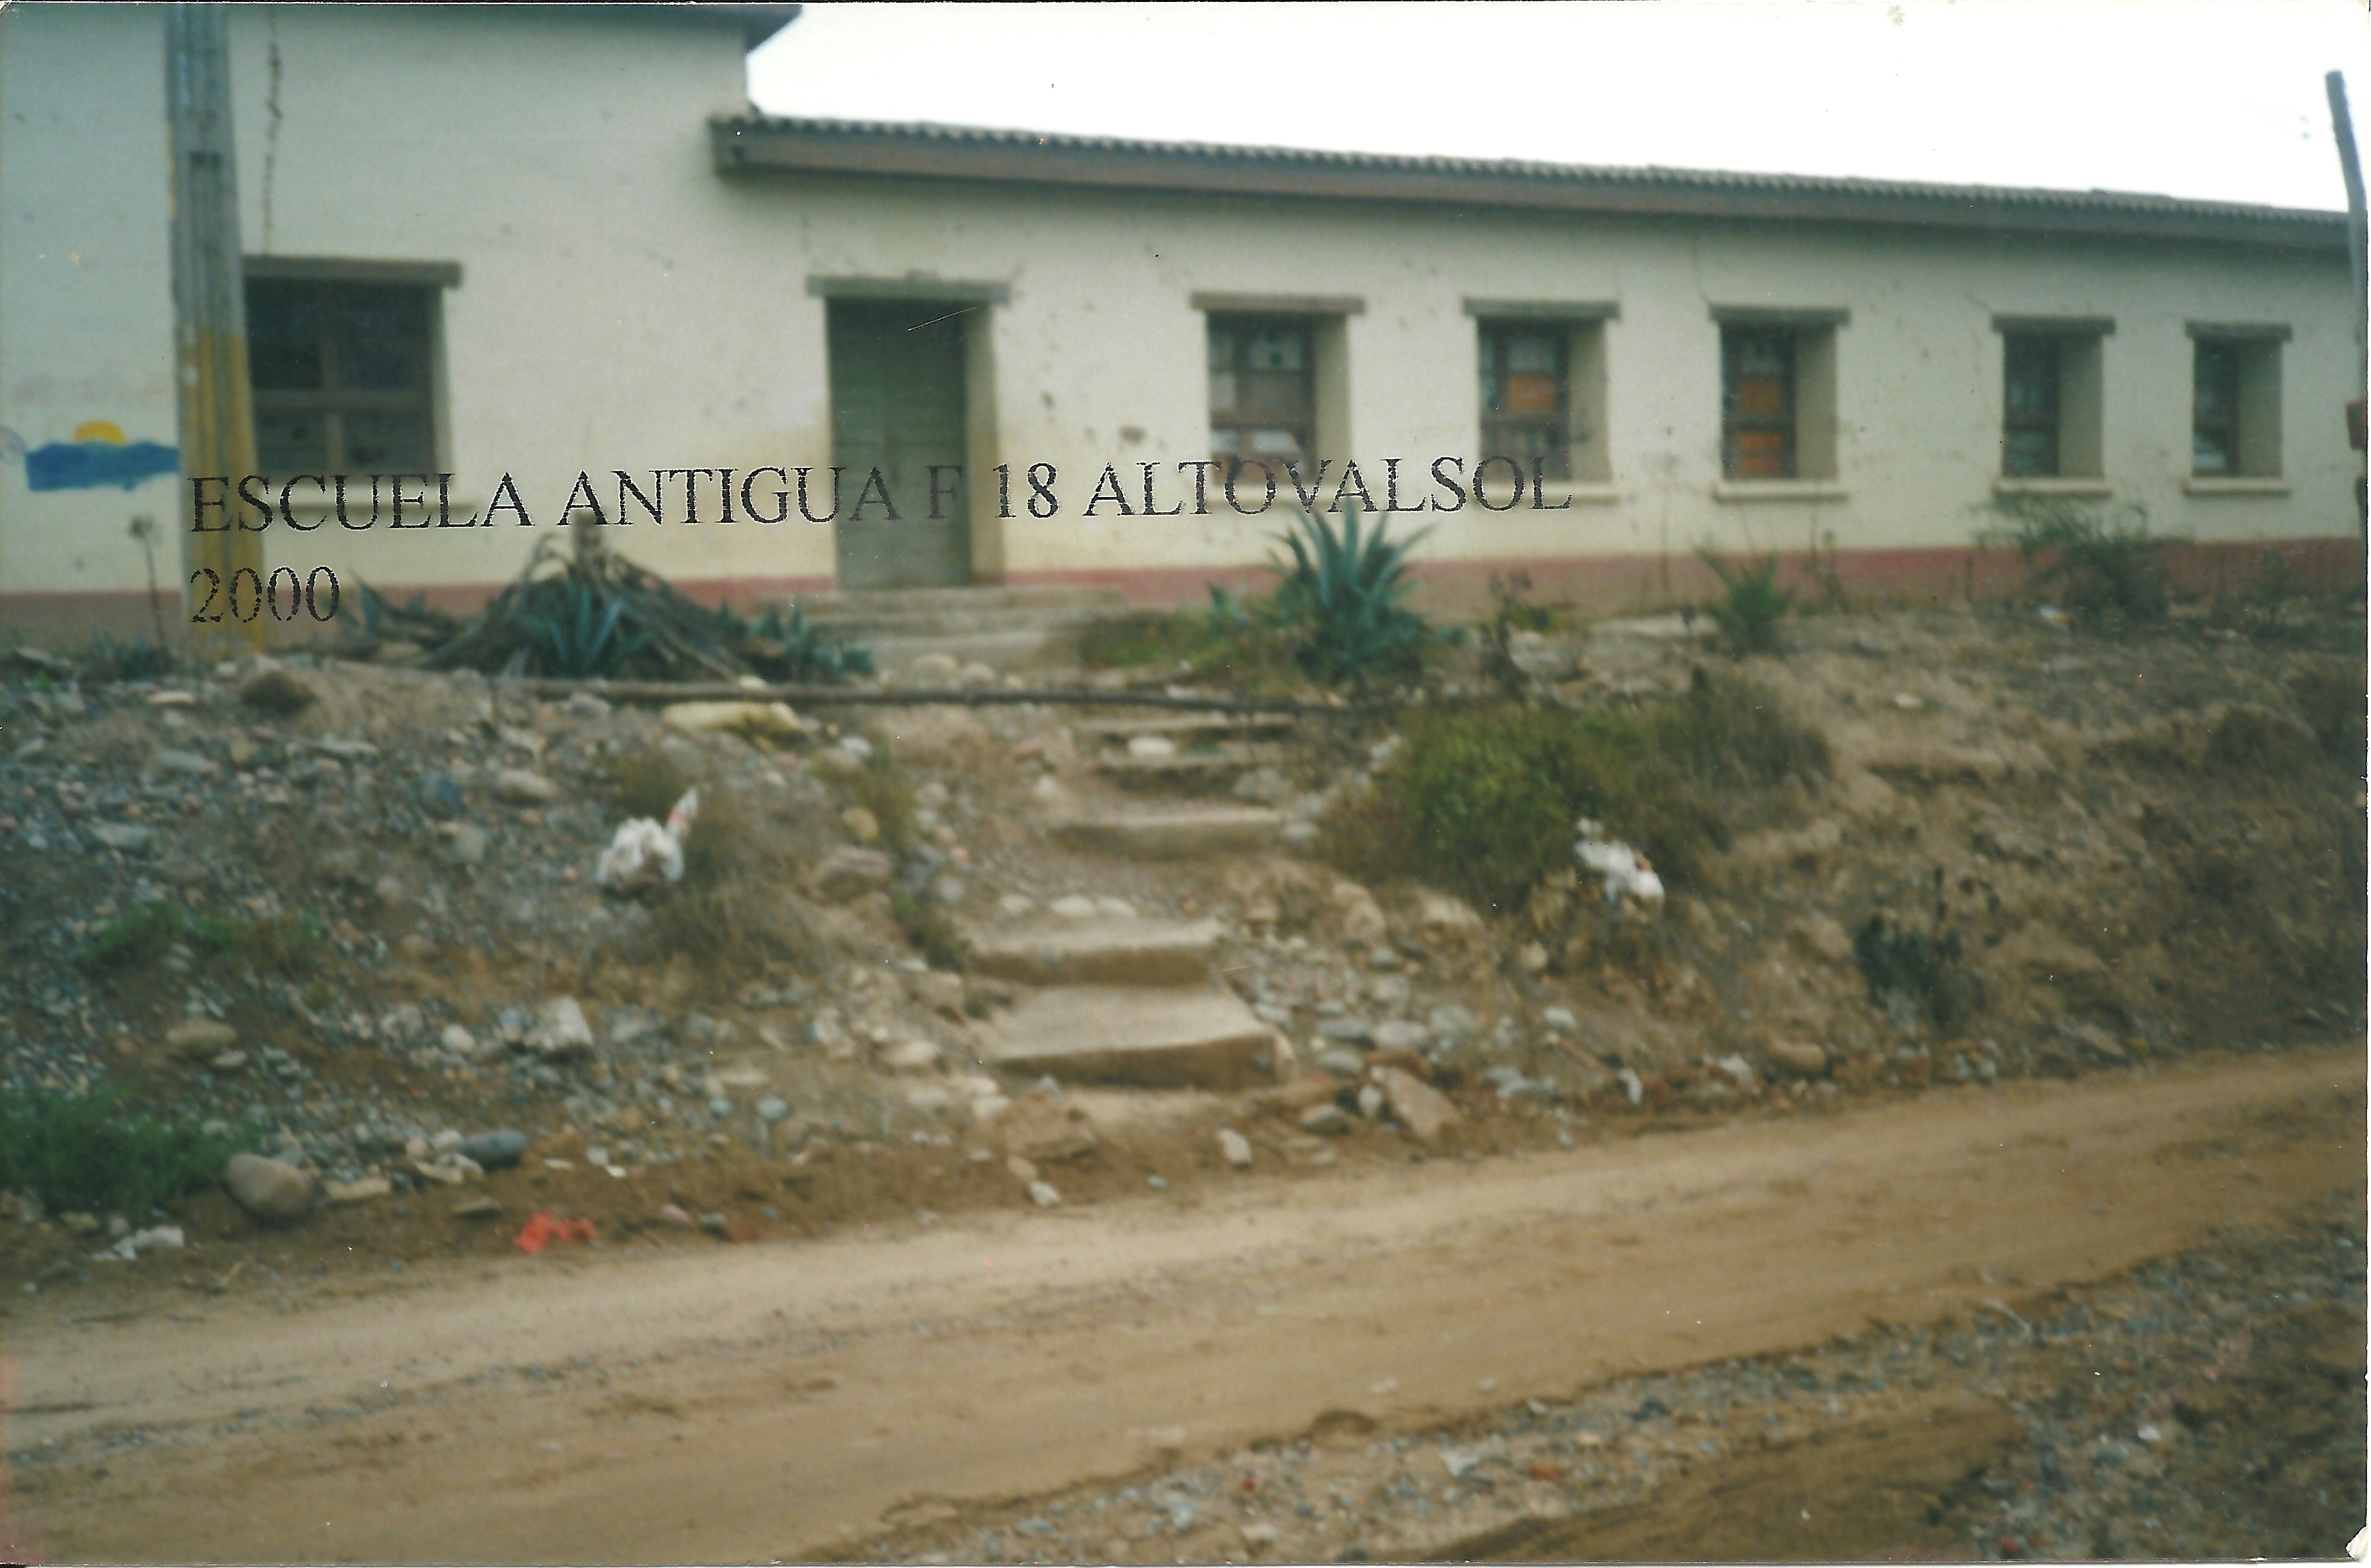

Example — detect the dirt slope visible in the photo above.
[5,1046,2360,1564]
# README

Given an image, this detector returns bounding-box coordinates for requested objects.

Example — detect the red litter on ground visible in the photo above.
[514,1212,595,1255]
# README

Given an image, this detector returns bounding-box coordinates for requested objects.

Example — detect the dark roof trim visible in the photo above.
[807,275,1010,304]
[711,115,2348,254]
[1190,291,1365,317]
[1993,313,2116,337]
[597,5,801,50]
[1464,298,1621,321]
[1713,306,1851,329]
[245,255,463,289]
[2187,320,2294,341]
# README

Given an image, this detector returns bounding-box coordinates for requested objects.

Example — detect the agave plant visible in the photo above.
[508,577,651,678]
[1697,547,1796,655]
[742,602,875,683]
[1268,503,1436,682]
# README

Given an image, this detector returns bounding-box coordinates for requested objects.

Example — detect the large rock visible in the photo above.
[966,917,1220,987]
[1765,1040,1829,1077]
[662,700,809,746]
[809,846,894,903]
[492,768,558,805]
[978,985,1275,1090]
[997,1098,1099,1164]
[458,1129,530,1170]
[88,822,152,854]
[165,1017,238,1061]
[527,997,595,1058]
[223,1153,316,1221]
[1373,1066,1460,1144]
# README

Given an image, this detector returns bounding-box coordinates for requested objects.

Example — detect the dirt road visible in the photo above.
[7,1047,2360,1563]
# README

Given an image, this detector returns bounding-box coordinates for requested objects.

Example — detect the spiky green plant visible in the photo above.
[1697,548,1796,655]
[1268,503,1436,682]
[510,578,650,678]
[742,602,875,683]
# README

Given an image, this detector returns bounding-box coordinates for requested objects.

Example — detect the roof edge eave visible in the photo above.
[708,115,2350,252]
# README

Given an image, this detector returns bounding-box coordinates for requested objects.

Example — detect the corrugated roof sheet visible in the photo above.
[714,113,2347,245]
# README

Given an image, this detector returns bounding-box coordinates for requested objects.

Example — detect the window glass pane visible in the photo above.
[1733,428,1789,476]
[1505,331,1558,375]
[2004,428,2056,477]
[2194,345,2238,419]
[1208,370,1238,414]
[256,410,327,472]
[2193,431,2234,475]
[1734,376,1788,418]
[2004,337,2059,418]
[344,411,432,471]
[1730,333,1789,378]
[1504,373,1559,414]
[247,283,323,390]
[1246,330,1304,372]
[337,290,426,390]
[1249,427,1300,456]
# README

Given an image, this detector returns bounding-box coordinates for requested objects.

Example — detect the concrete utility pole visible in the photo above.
[166,3,265,657]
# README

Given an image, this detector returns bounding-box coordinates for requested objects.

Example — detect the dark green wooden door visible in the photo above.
[827,300,972,590]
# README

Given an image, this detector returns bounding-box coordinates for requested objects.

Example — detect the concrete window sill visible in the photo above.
[2181,476,2290,496]
[1992,477,2112,499]
[1712,480,1848,504]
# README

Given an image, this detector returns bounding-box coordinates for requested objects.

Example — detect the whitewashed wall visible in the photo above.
[1,3,2354,634]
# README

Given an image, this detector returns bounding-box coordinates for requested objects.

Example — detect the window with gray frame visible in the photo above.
[2001,334,2062,476]
[2190,329,2284,478]
[1721,327,1798,478]
[1478,320,1572,480]
[1207,315,1315,474]
[1992,318,2108,480]
[246,277,438,473]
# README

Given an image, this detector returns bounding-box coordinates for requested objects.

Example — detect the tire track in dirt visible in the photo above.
[8,1046,2359,1563]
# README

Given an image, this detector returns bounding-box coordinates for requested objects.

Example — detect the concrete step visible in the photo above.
[965,917,1221,987]
[859,628,1083,675]
[978,985,1275,1090]
[776,585,1128,673]
[1077,714,1295,744]
[1049,807,1285,860]
[1090,753,1263,795]
[795,585,1126,620]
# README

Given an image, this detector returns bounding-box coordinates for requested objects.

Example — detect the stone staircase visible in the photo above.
[958,715,1312,1090]
[780,584,1126,674]
[1076,712,1295,796]
[966,917,1277,1090]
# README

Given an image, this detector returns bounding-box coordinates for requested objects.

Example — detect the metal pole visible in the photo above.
[166,3,265,657]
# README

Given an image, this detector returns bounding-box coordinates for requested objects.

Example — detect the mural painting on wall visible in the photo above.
[17,421,180,492]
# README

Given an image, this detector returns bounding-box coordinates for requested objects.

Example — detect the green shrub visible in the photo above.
[1327,673,1825,914]
[1076,608,1205,670]
[78,632,177,684]
[1853,915,1969,1029]
[1269,504,1436,683]
[738,602,874,684]
[1648,665,1833,790]
[840,762,918,858]
[2289,664,2367,771]
[0,1086,249,1219]
[596,748,693,824]
[1697,549,1796,654]
[74,901,323,978]
[1986,494,2181,627]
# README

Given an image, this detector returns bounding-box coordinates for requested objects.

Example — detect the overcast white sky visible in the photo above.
[748,1,2369,213]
